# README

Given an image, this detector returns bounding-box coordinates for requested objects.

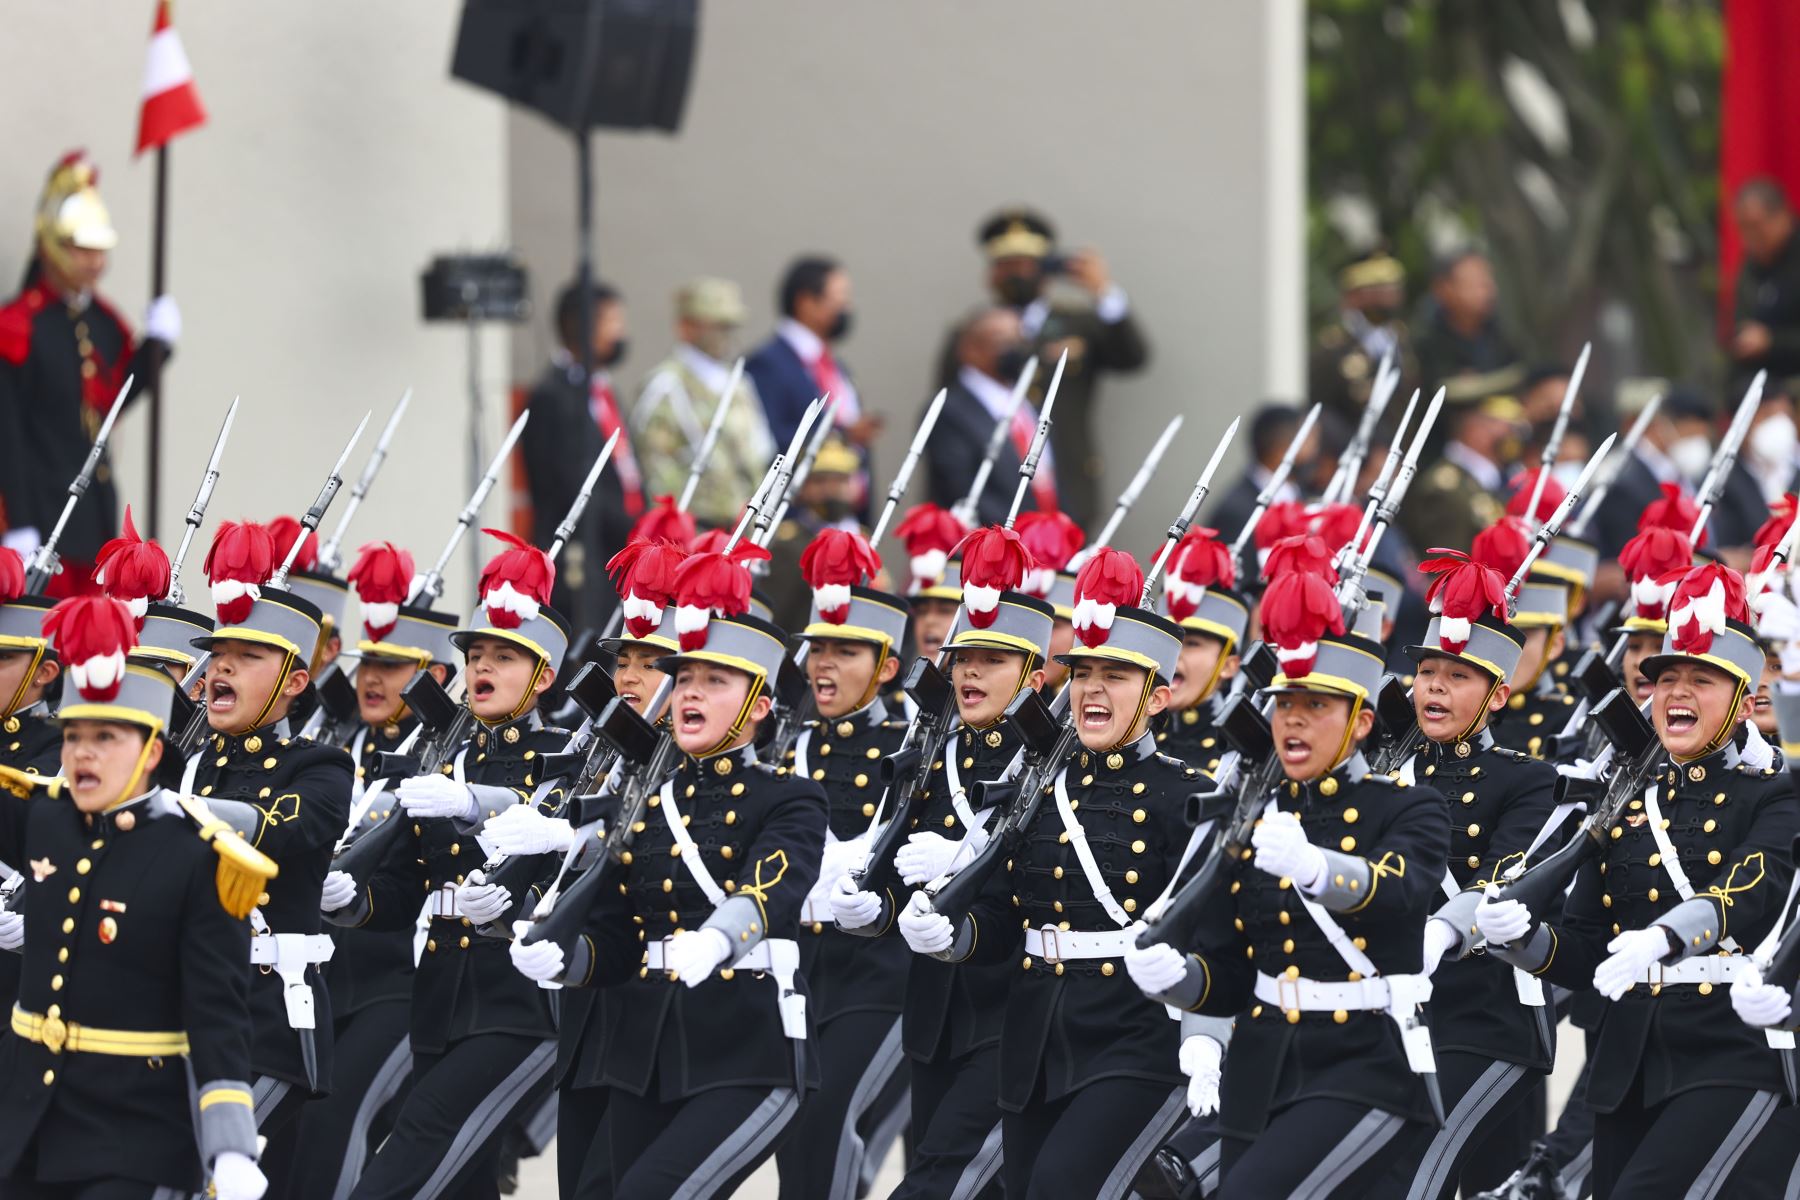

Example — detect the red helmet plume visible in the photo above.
[1309,503,1364,554]
[1259,570,1345,679]
[1165,527,1235,622]
[629,495,697,551]
[1262,534,1339,586]
[1417,549,1507,654]
[1754,494,1798,552]
[1667,563,1749,657]
[686,529,772,565]
[1618,527,1694,621]
[0,548,23,605]
[1253,501,1308,553]
[1639,482,1704,547]
[266,515,319,573]
[203,521,276,626]
[799,529,881,626]
[1070,548,1143,647]
[952,525,1036,628]
[475,529,555,630]
[1506,469,1566,524]
[894,503,969,593]
[93,506,170,626]
[606,538,688,640]
[347,541,415,642]
[42,595,137,704]
[672,551,755,651]
[1015,511,1085,598]
[1471,517,1533,581]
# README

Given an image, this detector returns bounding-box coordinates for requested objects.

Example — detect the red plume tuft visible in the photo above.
[1165,527,1235,621]
[894,503,969,593]
[347,541,416,642]
[629,495,698,551]
[93,506,171,627]
[266,515,319,573]
[1308,503,1364,553]
[1471,517,1533,581]
[1259,570,1346,679]
[606,538,688,639]
[672,551,755,651]
[1015,511,1086,596]
[799,529,881,625]
[475,529,555,630]
[1262,534,1339,586]
[203,521,277,626]
[1638,482,1704,546]
[1667,563,1749,656]
[42,595,138,703]
[1253,501,1309,552]
[1506,469,1566,524]
[1754,493,1798,551]
[1070,548,1144,647]
[1618,527,1694,620]
[1416,549,1507,654]
[686,529,773,567]
[0,548,23,605]
[952,525,1036,628]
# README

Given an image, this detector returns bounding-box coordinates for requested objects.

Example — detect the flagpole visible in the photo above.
[147,143,168,539]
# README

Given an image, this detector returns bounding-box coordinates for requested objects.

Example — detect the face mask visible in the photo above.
[816,498,853,523]
[996,274,1042,308]
[1361,303,1398,324]
[1669,435,1714,481]
[826,310,853,342]
[995,346,1032,384]
[597,338,628,368]
[1751,413,1798,465]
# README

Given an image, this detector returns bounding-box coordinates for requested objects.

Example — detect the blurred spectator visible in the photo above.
[1308,249,1417,429]
[1714,382,1800,556]
[1587,385,1715,561]
[1298,409,1352,499]
[1730,178,1800,391]
[1204,403,1313,541]
[520,278,642,628]
[1400,392,1524,555]
[746,255,883,520]
[937,208,1149,525]
[923,306,1058,526]
[1518,362,1576,430]
[632,278,776,530]
[1415,249,1519,391]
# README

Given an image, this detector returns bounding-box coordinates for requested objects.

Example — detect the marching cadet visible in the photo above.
[321,532,567,1199]
[1379,551,1558,1199]
[900,552,1206,1198]
[1470,519,1579,758]
[1155,527,1248,772]
[893,500,969,662]
[0,595,271,1200]
[777,576,913,1200]
[1477,563,1800,1197]
[1613,521,1698,705]
[833,584,1058,1198]
[0,550,60,777]
[184,521,354,1136]
[270,542,459,1200]
[1126,558,1451,1196]
[508,557,827,1198]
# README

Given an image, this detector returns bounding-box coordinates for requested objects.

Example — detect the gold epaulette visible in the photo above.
[176,795,280,919]
[0,765,53,800]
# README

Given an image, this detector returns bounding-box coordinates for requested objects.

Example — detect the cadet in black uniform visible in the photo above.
[1155,532,1248,773]
[0,566,62,777]
[833,590,1055,1200]
[1130,610,1452,1197]
[907,582,1206,1198]
[185,533,354,1137]
[777,584,912,1199]
[1379,560,1559,1200]
[1473,521,1579,759]
[510,604,827,1198]
[324,536,569,1200]
[0,595,271,1200]
[1479,563,1800,1198]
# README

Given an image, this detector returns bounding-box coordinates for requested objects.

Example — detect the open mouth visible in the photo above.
[1756,693,1772,713]
[678,705,706,734]
[960,685,987,707]
[1632,676,1653,701]
[1421,701,1452,723]
[1171,670,1187,690]
[1665,704,1698,735]
[208,679,238,713]
[471,678,497,702]
[72,769,100,790]
[1081,703,1111,730]
[812,678,839,704]
[619,689,641,707]
[1281,736,1312,764]
[362,689,386,708]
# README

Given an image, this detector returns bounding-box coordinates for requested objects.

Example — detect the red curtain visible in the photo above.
[1719,0,1800,332]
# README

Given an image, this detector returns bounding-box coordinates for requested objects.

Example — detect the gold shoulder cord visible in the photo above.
[177,795,280,919]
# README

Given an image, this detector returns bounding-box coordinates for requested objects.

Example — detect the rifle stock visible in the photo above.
[856,658,956,901]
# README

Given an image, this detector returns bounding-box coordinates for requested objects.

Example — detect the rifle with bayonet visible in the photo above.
[758,395,839,552]
[677,359,744,513]
[1519,342,1589,529]
[317,389,411,573]
[165,396,239,607]
[849,656,958,905]
[1072,414,1184,570]
[1320,351,1397,506]
[1227,402,1321,584]
[1687,371,1765,548]
[952,356,1037,528]
[24,373,133,593]
[411,409,531,606]
[269,414,370,590]
[869,388,948,548]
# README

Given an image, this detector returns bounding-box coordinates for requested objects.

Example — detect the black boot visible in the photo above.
[1470,1142,1568,1200]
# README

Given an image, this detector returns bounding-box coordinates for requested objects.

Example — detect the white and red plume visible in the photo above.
[1165,526,1235,622]
[671,547,763,651]
[894,503,969,594]
[1667,563,1749,657]
[43,595,137,704]
[952,525,1036,628]
[203,521,276,626]
[1259,534,1344,678]
[606,538,689,640]
[0,548,23,605]
[629,495,698,552]
[1506,469,1566,524]
[799,528,881,626]
[1070,548,1143,647]
[1618,527,1693,621]
[1015,511,1085,598]
[1417,548,1507,655]
[347,541,415,642]
[266,515,319,573]
[475,529,555,630]
[93,506,170,626]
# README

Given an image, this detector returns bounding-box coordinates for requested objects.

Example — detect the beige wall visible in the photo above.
[0,3,509,604]
[508,0,1304,556]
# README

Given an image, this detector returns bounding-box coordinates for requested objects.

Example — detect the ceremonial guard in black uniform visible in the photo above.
[510,584,827,1198]
[776,580,912,1199]
[324,534,568,1199]
[1155,528,1249,772]
[1130,568,1451,1197]
[834,587,1056,1199]
[185,522,354,1135]
[0,595,273,1200]
[1472,520,1579,759]
[1479,563,1800,1198]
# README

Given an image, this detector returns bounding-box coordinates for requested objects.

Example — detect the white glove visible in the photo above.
[1474,886,1533,946]
[1422,918,1461,977]
[145,293,182,345]
[455,869,513,925]
[1250,812,1326,888]
[319,870,357,914]
[895,831,968,886]
[0,527,40,556]
[508,921,565,982]
[829,873,883,930]
[664,927,732,987]
[1593,927,1673,1001]
[397,773,479,821]
[898,891,955,955]
[212,1151,268,1200]
[1125,937,1190,996]
[1732,963,1794,1029]
[1179,1034,1223,1117]
[1783,641,1800,681]
[483,805,574,855]
[0,910,22,952]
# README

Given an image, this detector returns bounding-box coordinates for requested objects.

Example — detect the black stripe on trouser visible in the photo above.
[1687,1090,1779,1200]
[1293,1108,1407,1200]
[828,1018,907,1200]
[413,1040,556,1200]
[670,1087,801,1200]
[329,1037,413,1200]
[1096,1087,1189,1200]
[949,1121,1005,1200]
[1404,1060,1529,1200]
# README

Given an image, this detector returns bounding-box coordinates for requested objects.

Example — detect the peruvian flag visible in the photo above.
[1719,0,1800,331]
[135,0,206,154]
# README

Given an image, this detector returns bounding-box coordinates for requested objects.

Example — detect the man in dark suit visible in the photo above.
[1730,178,1800,395]
[936,208,1150,526]
[924,306,1059,526]
[1204,403,1311,544]
[519,279,644,632]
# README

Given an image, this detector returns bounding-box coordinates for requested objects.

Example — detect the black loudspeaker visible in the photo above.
[451,0,699,134]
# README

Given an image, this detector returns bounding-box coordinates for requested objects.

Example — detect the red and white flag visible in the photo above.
[135,0,206,155]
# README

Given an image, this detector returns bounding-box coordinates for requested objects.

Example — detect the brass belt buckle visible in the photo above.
[1277,975,1303,1017]
[1039,926,1063,965]
[40,1013,67,1055]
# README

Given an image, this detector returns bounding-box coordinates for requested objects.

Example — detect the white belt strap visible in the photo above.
[180,750,201,796]
[793,727,815,785]
[1641,782,1727,941]
[250,932,335,1030]
[1254,970,1394,1011]
[642,937,808,1040]
[659,778,727,906]
[1053,768,1131,928]
[1024,925,1139,961]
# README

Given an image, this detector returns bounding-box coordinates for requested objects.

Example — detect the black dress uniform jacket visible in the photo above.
[571,742,826,1098]
[962,732,1198,1111]
[1532,741,1800,1110]
[356,712,563,1053]
[1154,696,1228,775]
[1490,676,1578,760]
[1189,755,1451,1139]
[188,720,352,1090]
[0,778,253,1191]
[324,721,417,1018]
[0,706,62,777]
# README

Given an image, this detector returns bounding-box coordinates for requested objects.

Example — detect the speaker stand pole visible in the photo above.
[466,304,486,592]
[571,125,598,633]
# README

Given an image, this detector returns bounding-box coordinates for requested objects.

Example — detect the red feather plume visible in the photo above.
[1262,534,1339,586]
[672,551,755,651]
[475,528,555,630]
[1639,482,1705,547]
[952,525,1037,628]
[347,541,416,642]
[1165,527,1235,622]
[1309,503,1364,553]
[42,595,138,703]
[1667,563,1749,656]
[267,515,319,573]
[1506,469,1566,523]
[1471,517,1533,581]
[203,521,276,626]
[1253,501,1309,552]
[1618,526,1694,620]
[0,548,23,606]
[1015,511,1086,596]
[1259,570,1345,679]
[606,538,688,640]
[893,503,969,592]
[629,495,698,551]
[1416,549,1507,653]
[1070,548,1143,647]
[1754,493,1798,551]
[93,506,171,626]
[686,529,773,566]
[799,529,881,625]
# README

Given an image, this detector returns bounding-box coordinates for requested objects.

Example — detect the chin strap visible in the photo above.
[855,642,891,712]
[701,675,766,758]
[1678,678,1749,762]
[2,645,46,719]
[1517,627,1562,695]
[247,650,298,731]
[473,657,549,727]
[107,731,160,812]
[1325,694,1367,776]
[1103,671,1161,753]
[1456,677,1503,744]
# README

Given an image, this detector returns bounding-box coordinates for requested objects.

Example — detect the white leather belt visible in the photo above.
[642,937,790,973]
[1023,925,1138,963]
[250,933,336,1031]
[1635,955,1748,988]
[642,936,809,1041]
[800,898,832,926]
[427,886,463,919]
[1254,970,1395,1012]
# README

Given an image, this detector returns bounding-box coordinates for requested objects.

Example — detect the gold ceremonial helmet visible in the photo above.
[35,151,118,279]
